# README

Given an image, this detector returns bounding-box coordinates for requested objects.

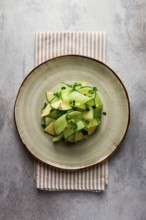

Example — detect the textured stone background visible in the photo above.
[0,0,146,220]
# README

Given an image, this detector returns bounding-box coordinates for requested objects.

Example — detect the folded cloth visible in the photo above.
[34,32,108,191]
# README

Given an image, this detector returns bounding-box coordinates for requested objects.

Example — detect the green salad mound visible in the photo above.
[41,81,103,143]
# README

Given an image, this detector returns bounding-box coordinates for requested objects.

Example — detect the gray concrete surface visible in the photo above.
[0,0,146,220]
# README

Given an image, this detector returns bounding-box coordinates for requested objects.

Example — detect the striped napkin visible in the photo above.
[34,32,108,191]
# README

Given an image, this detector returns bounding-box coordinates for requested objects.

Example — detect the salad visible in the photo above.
[41,81,104,143]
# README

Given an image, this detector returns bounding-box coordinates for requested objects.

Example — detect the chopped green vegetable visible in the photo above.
[41,81,105,143]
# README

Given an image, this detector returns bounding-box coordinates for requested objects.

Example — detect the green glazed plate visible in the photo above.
[14,55,130,170]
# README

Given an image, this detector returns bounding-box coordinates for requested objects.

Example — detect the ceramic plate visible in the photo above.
[14,55,130,170]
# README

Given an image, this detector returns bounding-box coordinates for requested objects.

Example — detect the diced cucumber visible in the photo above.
[64,120,86,142]
[68,91,91,104]
[46,92,54,102]
[95,92,103,107]
[41,103,51,117]
[83,107,94,120]
[54,114,68,135]
[61,88,72,101]
[49,109,65,119]
[87,126,97,135]
[52,132,64,142]
[94,106,102,119]
[66,134,75,143]
[86,99,95,106]
[44,122,55,136]
[51,100,71,111]
[76,120,85,131]
[75,103,86,110]
[75,132,86,142]
[89,118,100,127]
[64,120,85,141]
[86,119,100,135]
[78,86,95,97]
[64,125,75,140]
[50,96,60,104]
[45,117,55,127]
[66,111,82,120]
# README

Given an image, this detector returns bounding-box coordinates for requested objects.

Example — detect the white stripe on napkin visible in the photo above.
[34,32,108,191]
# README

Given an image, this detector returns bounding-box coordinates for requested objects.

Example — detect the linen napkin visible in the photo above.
[34,32,108,191]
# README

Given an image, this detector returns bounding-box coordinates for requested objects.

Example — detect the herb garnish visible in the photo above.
[53,92,61,98]
[93,87,98,91]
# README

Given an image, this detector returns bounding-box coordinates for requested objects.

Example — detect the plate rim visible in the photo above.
[14,54,130,170]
